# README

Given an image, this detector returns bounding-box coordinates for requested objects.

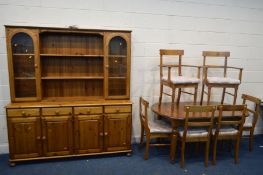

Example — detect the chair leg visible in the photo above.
[194,86,198,104]
[249,130,254,152]
[159,83,163,104]
[140,125,144,146]
[212,137,218,165]
[200,84,205,105]
[207,87,212,105]
[233,87,238,105]
[172,87,176,104]
[144,135,150,160]
[221,87,226,104]
[205,140,210,167]
[180,141,186,168]
[170,133,177,164]
[234,137,241,164]
[176,88,181,104]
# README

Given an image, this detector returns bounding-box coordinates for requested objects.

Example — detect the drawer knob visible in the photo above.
[86,110,91,114]
[21,111,26,116]
[116,109,120,113]
[55,111,60,115]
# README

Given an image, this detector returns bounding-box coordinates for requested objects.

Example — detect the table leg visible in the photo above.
[170,120,178,164]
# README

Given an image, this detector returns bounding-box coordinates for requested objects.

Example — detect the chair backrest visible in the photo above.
[160,49,184,79]
[242,94,261,128]
[139,97,150,131]
[216,104,247,134]
[182,105,216,138]
[202,51,230,77]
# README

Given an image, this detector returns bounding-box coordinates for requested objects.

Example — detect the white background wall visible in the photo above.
[0,0,263,153]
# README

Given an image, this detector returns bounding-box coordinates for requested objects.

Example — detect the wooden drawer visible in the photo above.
[7,108,40,117]
[42,107,72,116]
[74,106,103,115]
[104,105,131,114]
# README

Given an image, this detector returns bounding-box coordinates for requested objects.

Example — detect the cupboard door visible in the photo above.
[74,115,103,154]
[42,116,73,156]
[104,114,131,151]
[7,117,42,159]
[6,28,41,102]
[105,33,131,99]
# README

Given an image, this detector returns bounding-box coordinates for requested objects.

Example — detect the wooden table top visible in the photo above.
[151,102,244,120]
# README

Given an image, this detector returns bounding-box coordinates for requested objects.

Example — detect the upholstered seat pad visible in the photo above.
[149,121,172,133]
[207,77,240,84]
[243,123,252,128]
[162,76,200,84]
[212,127,238,135]
[179,128,208,137]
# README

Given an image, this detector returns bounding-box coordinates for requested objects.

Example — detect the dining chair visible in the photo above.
[212,104,247,165]
[159,49,200,105]
[200,51,243,105]
[139,97,172,160]
[179,105,216,168]
[241,94,261,151]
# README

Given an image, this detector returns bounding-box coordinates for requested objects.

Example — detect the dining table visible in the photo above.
[151,101,245,164]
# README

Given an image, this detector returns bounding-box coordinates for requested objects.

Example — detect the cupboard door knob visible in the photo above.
[36,136,41,140]
[105,65,109,68]
[42,136,46,140]
[99,133,103,136]
[104,132,108,136]
[34,64,38,68]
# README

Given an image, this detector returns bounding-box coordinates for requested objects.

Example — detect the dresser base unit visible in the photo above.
[6,101,132,165]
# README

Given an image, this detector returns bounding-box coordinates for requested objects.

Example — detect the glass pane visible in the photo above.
[14,79,36,97]
[12,33,34,54]
[109,36,127,55]
[108,79,126,96]
[11,32,36,98]
[13,55,35,77]
[109,57,127,77]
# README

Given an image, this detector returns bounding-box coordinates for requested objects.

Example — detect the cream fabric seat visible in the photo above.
[179,128,208,137]
[243,123,252,128]
[212,127,238,136]
[162,76,200,84]
[207,77,240,84]
[149,121,172,133]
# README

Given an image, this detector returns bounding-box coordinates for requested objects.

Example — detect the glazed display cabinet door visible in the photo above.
[6,29,41,102]
[42,116,73,156]
[105,34,131,99]
[74,115,103,154]
[104,114,131,151]
[7,117,42,159]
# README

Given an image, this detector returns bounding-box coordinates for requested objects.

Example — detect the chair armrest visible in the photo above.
[203,65,242,70]
[181,64,201,68]
[160,64,179,68]
[203,66,243,81]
